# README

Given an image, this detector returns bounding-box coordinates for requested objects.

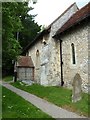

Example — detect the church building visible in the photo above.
[16,2,90,93]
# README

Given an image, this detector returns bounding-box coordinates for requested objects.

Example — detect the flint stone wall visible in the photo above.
[60,21,89,93]
[45,3,78,86]
[26,3,89,93]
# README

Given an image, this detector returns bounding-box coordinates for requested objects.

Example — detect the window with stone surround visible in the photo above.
[36,49,39,56]
[36,49,40,69]
[71,43,76,64]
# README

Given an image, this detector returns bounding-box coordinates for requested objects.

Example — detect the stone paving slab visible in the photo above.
[1,82,86,118]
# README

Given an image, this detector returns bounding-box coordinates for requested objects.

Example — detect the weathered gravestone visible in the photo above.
[72,73,82,102]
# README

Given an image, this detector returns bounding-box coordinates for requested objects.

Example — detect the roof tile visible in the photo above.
[55,2,90,36]
[17,56,34,68]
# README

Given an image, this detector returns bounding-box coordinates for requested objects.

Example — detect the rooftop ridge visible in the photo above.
[46,2,79,29]
[54,2,90,36]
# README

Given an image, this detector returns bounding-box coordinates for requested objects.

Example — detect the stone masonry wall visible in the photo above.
[27,39,42,83]
[60,22,89,93]
[46,3,78,86]
[27,34,52,85]
[26,3,79,86]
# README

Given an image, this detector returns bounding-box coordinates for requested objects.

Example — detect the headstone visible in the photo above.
[72,73,82,102]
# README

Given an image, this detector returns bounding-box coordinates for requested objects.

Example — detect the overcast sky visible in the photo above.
[29,0,90,26]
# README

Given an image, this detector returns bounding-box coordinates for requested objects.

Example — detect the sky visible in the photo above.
[28,0,90,26]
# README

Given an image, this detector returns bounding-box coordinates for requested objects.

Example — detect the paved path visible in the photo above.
[1,81,86,118]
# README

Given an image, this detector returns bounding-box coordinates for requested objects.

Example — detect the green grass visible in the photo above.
[0,85,2,119]
[11,81,89,117]
[2,86,53,119]
[3,76,13,82]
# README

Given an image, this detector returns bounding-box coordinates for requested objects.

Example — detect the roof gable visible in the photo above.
[48,2,79,28]
[54,2,90,36]
[17,56,34,68]
[22,3,78,54]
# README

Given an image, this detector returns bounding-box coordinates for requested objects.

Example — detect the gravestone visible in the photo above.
[72,73,82,102]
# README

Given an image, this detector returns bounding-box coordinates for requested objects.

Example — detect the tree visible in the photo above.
[19,15,41,49]
[2,2,40,76]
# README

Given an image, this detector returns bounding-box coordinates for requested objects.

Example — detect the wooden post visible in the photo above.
[14,70,17,82]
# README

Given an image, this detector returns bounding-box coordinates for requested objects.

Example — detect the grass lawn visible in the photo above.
[11,81,89,117]
[2,86,53,119]
[0,84,2,119]
[2,76,13,82]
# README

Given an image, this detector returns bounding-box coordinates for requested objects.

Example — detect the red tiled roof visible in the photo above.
[17,56,34,68]
[55,2,90,36]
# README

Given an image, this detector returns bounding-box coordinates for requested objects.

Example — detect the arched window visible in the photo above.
[36,50,39,56]
[36,50,40,69]
[71,43,76,64]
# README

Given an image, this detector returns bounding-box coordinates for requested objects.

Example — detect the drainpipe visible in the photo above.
[60,39,64,86]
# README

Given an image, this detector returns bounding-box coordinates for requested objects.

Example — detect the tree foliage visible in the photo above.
[19,15,41,49]
[2,2,41,76]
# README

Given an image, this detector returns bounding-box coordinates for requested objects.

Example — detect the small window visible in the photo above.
[43,41,47,45]
[71,43,76,64]
[36,50,39,56]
